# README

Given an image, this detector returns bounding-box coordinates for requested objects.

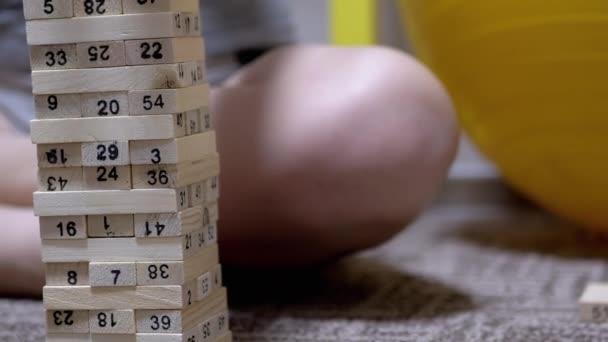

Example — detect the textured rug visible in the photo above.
[5,202,608,341]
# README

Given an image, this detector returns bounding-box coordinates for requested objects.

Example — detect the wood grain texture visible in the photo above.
[23,0,74,20]
[43,285,184,310]
[122,0,199,14]
[134,206,202,238]
[47,333,92,341]
[136,244,219,286]
[38,167,84,192]
[31,115,185,144]
[81,92,129,117]
[40,216,88,240]
[41,237,190,262]
[26,13,197,45]
[89,310,136,334]
[35,94,81,119]
[46,262,89,286]
[46,309,90,333]
[34,189,181,216]
[131,156,220,190]
[87,215,135,238]
[130,132,217,165]
[188,182,204,207]
[29,44,78,71]
[90,262,137,287]
[205,176,219,203]
[82,141,130,166]
[128,84,209,115]
[31,62,197,94]
[126,37,205,65]
[185,110,201,136]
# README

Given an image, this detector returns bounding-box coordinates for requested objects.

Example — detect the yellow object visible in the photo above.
[330,0,377,45]
[401,0,608,230]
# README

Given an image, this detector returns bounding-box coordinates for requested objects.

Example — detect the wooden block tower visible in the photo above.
[24,1,231,341]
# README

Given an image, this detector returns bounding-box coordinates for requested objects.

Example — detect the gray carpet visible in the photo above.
[5,201,608,341]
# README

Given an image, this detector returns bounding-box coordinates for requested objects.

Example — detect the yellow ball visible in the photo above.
[402,0,608,229]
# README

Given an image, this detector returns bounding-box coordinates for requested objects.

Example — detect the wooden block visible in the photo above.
[202,204,219,229]
[26,12,193,45]
[185,110,200,135]
[202,311,229,342]
[81,92,129,117]
[212,265,222,290]
[77,41,127,68]
[82,141,130,166]
[88,215,134,238]
[30,44,78,70]
[205,176,219,203]
[136,288,227,334]
[23,0,74,20]
[90,310,135,334]
[128,84,209,115]
[41,237,191,262]
[188,182,204,207]
[90,262,137,287]
[580,283,608,322]
[217,333,233,342]
[74,0,123,17]
[136,244,219,286]
[206,224,217,245]
[130,132,216,165]
[134,207,201,238]
[31,115,185,144]
[47,333,92,342]
[126,37,204,66]
[46,310,89,333]
[44,285,184,310]
[92,334,135,342]
[213,312,230,340]
[194,229,208,254]
[132,157,220,190]
[32,62,196,94]
[34,189,183,216]
[199,107,212,132]
[38,143,82,168]
[177,187,190,212]
[35,94,81,119]
[84,166,132,190]
[38,167,84,192]
[40,216,87,240]
[122,0,199,14]
[46,262,89,286]
[195,272,212,302]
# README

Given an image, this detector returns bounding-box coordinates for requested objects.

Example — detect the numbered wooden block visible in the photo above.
[134,206,201,238]
[177,186,190,212]
[37,143,82,168]
[205,176,219,203]
[122,0,199,14]
[185,109,200,135]
[31,115,187,144]
[212,265,222,289]
[81,92,129,117]
[202,203,218,228]
[47,333,92,342]
[40,216,87,240]
[207,223,217,245]
[201,311,229,341]
[186,13,201,38]
[130,132,217,165]
[89,310,135,334]
[32,61,197,94]
[34,189,185,216]
[23,0,74,20]
[135,310,181,334]
[46,310,90,333]
[88,215,134,238]
[41,236,189,262]
[182,230,196,257]
[580,283,608,322]
[38,167,84,192]
[196,272,213,301]
[84,165,132,190]
[34,94,81,119]
[194,228,208,252]
[73,0,123,17]
[46,262,89,286]
[189,182,204,207]
[136,245,219,286]
[126,37,204,65]
[90,262,137,287]
[27,12,193,45]
[199,108,212,132]
[132,158,219,190]
[77,41,127,68]
[128,84,209,115]
[30,44,77,70]
[82,141,129,166]
[213,311,230,339]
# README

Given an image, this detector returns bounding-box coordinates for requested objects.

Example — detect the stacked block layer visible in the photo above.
[25,1,232,341]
